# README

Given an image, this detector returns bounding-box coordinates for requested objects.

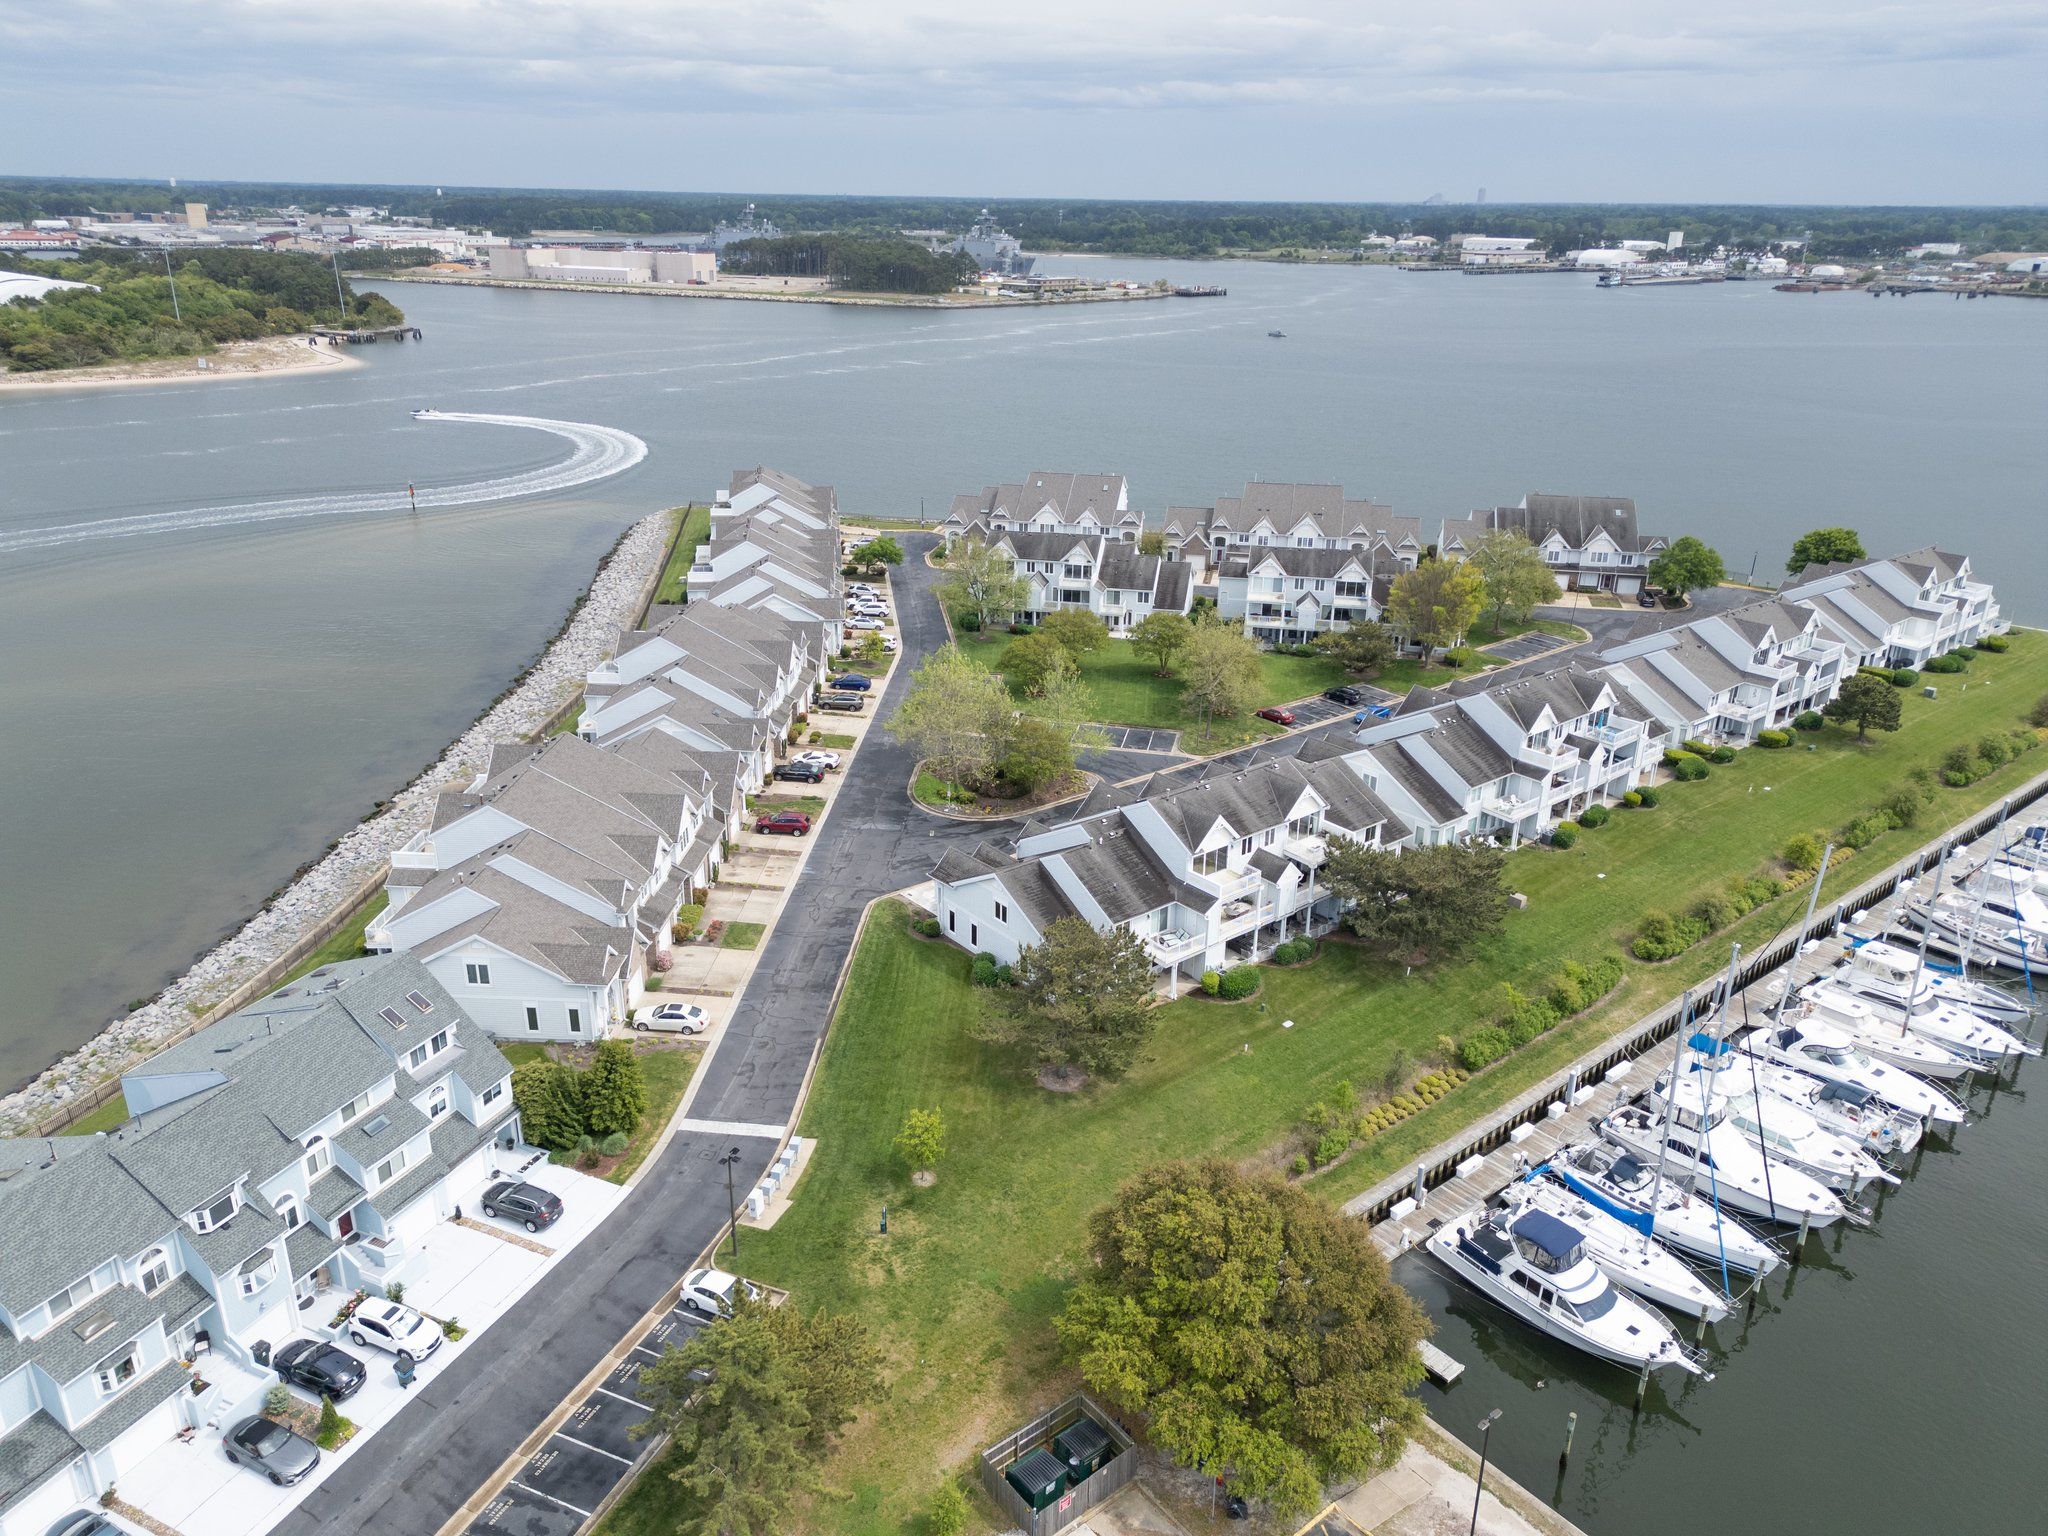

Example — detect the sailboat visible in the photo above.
[1646,1066,1894,1194]
[1830,938,2032,1026]
[1790,987,1981,1079]
[1548,1141,1781,1276]
[1805,978,2033,1068]
[1601,1087,1850,1227]
[1500,1177,1732,1321]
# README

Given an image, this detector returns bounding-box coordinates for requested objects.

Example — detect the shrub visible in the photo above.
[1794,710,1825,731]
[1635,784,1661,807]
[1940,742,1979,787]
[1289,1153,1310,1176]
[1457,1028,1512,1072]
[1708,745,1738,764]
[970,956,999,987]
[913,915,942,937]
[1886,667,1918,687]
[600,1131,630,1156]
[1633,910,1708,962]
[1923,652,1966,674]
[1200,969,1221,996]
[1217,966,1261,1000]
[1681,738,1714,757]
[264,1383,292,1418]
[1840,813,1891,850]
[671,903,704,943]
[1757,728,1792,749]
[1578,803,1611,828]
[1783,831,1824,871]
[1622,790,1643,808]
[1673,755,1709,782]
[1007,621,1035,635]
[1549,821,1579,849]
[1878,789,1922,831]
[1271,936,1316,965]
[315,1394,348,1450]
[957,611,982,632]
[1691,892,1740,931]
[1953,646,1979,661]
[1977,733,2013,770]
[1978,634,2010,653]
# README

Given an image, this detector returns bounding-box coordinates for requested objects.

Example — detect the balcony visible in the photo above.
[1143,928,1206,965]
[1192,866,1261,902]
[389,844,437,871]
[1285,833,1328,866]
[1478,792,1539,823]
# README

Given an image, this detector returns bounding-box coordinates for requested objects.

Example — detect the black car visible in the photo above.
[273,1338,367,1401]
[482,1179,564,1232]
[774,761,825,783]
[1322,685,1366,705]
[1637,590,1659,608]
[830,674,873,691]
[224,1415,321,1486]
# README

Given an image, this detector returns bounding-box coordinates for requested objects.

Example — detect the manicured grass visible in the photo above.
[605,1044,701,1185]
[547,705,583,737]
[754,793,827,816]
[913,769,978,808]
[283,895,381,985]
[720,921,767,950]
[1482,615,1586,643]
[956,635,1350,732]
[814,733,858,750]
[650,505,711,607]
[56,1095,130,1136]
[497,1042,550,1068]
[602,636,2048,1536]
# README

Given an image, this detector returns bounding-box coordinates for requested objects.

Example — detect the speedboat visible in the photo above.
[1737,1020,1966,1128]
[1832,938,2032,1027]
[1426,1206,1708,1377]
[1792,986,1984,1080]
[1649,1068,1893,1194]
[1548,1141,1781,1277]
[1501,1178,1732,1322]
[1601,1092,1850,1228]
[409,407,440,420]
[1267,329,1286,338]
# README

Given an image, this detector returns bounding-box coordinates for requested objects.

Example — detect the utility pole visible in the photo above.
[1470,1409,1501,1535]
[331,250,347,327]
[162,252,182,324]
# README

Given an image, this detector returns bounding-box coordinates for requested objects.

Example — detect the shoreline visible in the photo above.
[355,271,1175,308]
[0,333,364,395]
[0,507,677,1133]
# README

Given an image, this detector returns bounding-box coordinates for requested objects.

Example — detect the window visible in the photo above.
[407,1042,430,1071]
[968,923,978,946]
[567,1008,583,1034]
[337,1090,373,1127]
[275,1194,302,1231]
[94,1344,140,1396]
[377,1006,405,1028]
[190,1188,239,1234]
[525,1006,541,1032]
[1288,814,1319,838]
[375,1147,409,1185]
[1240,837,1253,855]
[139,1248,172,1296]
[427,1084,450,1120]
[994,900,1009,923]
[482,1081,505,1108]
[1193,847,1228,876]
[303,1135,331,1178]
[464,962,491,986]
[239,1258,275,1297]
[404,989,434,1014]
[44,1274,101,1324]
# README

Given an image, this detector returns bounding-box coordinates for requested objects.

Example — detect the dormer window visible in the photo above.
[337,1090,374,1127]
[427,1083,450,1120]
[239,1255,277,1297]
[43,1273,105,1326]
[139,1248,172,1297]
[190,1187,240,1234]
[94,1343,141,1396]
[405,1029,451,1072]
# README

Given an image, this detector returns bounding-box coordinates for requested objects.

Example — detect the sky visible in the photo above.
[2,1,2043,205]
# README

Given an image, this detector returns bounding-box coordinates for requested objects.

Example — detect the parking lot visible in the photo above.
[1091,724,1181,753]
[1274,685,1399,730]
[1479,629,1581,665]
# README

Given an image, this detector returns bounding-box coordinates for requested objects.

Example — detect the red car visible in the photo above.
[1256,706,1297,726]
[754,810,812,836]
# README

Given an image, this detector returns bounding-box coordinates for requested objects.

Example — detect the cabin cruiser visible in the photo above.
[1649,1068,1893,1194]
[1831,938,2032,1027]
[1791,986,1983,1080]
[1601,1090,1850,1228]
[1501,1178,1732,1322]
[1737,1020,1967,1128]
[1548,1141,1781,1277]
[1742,1061,1923,1158]
[1807,977,2035,1068]
[1904,890,2048,978]
[1427,1206,1708,1376]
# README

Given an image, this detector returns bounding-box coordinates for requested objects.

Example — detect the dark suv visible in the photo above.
[774,761,825,783]
[272,1338,368,1401]
[1323,685,1366,705]
[482,1180,564,1232]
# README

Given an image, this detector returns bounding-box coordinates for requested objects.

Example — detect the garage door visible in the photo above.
[1,1455,92,1536]
[110,1390,189,1479]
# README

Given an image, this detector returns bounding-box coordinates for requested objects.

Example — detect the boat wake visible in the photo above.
[0,412,649,555]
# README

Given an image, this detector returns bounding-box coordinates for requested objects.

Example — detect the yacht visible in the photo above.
[1741,1060,1923,1158]
[1791,986,1983,1080]
[1905,890,2048,978]
[1736,1020,1967,1128]
[1808,977,2035,1068]
[1501,1178,1732,1322]
[1649,1068,1893,1194]
[1427,1206,1708,1377]
[1601,1091,1850,1227]
[1548,1141,1782,1277]
[1831,938,2032,1027]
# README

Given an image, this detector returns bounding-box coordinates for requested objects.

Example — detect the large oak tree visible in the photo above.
[1321,839,1511,961]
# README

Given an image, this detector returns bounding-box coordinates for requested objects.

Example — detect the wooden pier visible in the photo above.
[310,324,424,344]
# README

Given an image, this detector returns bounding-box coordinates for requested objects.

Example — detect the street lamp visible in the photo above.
[1470,1408,1502,1536]
[718,1146,743,1259]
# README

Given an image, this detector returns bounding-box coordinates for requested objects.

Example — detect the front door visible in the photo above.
[335,1208,355,1241]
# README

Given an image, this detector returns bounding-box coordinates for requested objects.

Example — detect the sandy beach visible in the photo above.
[0,333,365,394]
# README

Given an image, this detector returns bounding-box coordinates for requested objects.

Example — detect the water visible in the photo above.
[1,260,2041,1093]
[1403,1017,2044,1535]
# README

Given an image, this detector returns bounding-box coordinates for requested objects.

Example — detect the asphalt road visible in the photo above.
[279,535,990,1536]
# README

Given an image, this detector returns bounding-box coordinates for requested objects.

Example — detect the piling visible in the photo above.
[1633,1358,1651,1411]
[1560,1411,1578,1468]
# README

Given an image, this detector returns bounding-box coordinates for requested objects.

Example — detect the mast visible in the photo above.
[1770,843,1835,1028]
[1904,842,1952,1036]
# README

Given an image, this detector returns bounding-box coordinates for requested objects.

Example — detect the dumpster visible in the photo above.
[1004,1448,1067,1511]
[1054,1415,1113,1480]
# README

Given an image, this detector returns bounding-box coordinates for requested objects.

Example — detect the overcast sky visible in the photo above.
[2,1,2041,204]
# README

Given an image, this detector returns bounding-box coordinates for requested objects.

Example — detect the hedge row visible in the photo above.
[1634,866,1795,961]
[1200,965,1261,1000]
[1457,953,1628,1071]
[970,951,1015,987]
[1290,1065,1475,1173]
[1940,729,2038,788]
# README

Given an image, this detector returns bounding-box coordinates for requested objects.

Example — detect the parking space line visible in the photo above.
[554,1431,637,1467]
[507,1481,594,1519]
[674,1117,786,1138]
[592,1384,651,1409]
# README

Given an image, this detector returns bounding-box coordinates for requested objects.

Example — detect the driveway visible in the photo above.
[277,535,997,1536]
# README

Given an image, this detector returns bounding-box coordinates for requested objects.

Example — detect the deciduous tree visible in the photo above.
[981,918,1156,1081]
[1040,609,1109,658]
[1824,673,1904,739]
[893,1107,945,1173]
[1313,621,1396,677]
[850,535,903,567]
[637,1299,882,1536]
[1467,530,1562,634]
[1138,530,1168,556]
[1057,1161,1424,1518]
[1004,631,1074,697]
[1383,559,1485,665]
[935,538,1030,637]
[890,643,1013,792]
[1321,839,1511,961]
[1648,535,1727,597]
[1131,610,1192,676]
[1786,527,1865,576]
[1178,621,1264,735]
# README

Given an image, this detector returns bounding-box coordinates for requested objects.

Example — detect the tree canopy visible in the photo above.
[890,643,1014,789]
[720,234,976,294]
[1466,531,1562,634]
[1130,610,1193,676]
[1039,609,1109,658]
[1786,527,1866,575]
[1003,631,1075,697]
[1824,673,1904,739]
[1648,535,1727,596]
[1313,620,1396,677]
[979,917,1157,1081]
[850,535,903,567]
[1383,559,1485,664]
[935,538,1030,636]
[1057,1160,1425,1517]
[1322,839,1512,961]
[1178,620,1264,731]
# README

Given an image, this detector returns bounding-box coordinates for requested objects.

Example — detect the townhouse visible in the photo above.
[931,755,1405,985]
[1784,547,2001,668]
[1440,494,1667,596]
[1162,481,1422,580]
[1600,597,1848,744]
[984,529,1195,632]
[941,472,1139,546]
[0,957,515,1534]
[1215,546,1389,644]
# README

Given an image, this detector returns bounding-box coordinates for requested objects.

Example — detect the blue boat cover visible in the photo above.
[1817,1080,1874,1106]
[1687,1031,1736,1056]
[1510,1208,1585,1260]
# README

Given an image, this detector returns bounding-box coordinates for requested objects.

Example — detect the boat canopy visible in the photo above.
[1510,1208,1587,1265]
[1817,1080,1875,1107]
[1687,1031,1737,1057]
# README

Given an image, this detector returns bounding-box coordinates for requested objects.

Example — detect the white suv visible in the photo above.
[346,1298,443,1363]
[680,1267,763,1320]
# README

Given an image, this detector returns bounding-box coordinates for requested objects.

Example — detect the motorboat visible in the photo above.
[1741,1060,1923,1158]
[1267,329,1286,338]
[1832,938,2032,1027]
[1957,861,2048,934]
[1649,1067,1893,1194]
[409,407,441,420]
[1791,985,1984,1080]
[1601,1092,1851,1228]
[1737,1020,1967,1128]
[1426,1205,1708,1377]
[1548,1140,1781,1277]
[1904,890,2048,978]
[1808,977,2034,1068]
[1501,1178,1732,1322]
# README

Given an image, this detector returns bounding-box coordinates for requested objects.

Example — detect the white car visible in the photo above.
[346,1298,443,1363]
[792,749,842,771]
[878,635,901,652]
[847,583,881,596]
[631,1001,709,1034]
[847,616,882,630]
[680,1267,764,1320]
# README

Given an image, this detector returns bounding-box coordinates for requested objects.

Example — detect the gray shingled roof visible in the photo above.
[0,1412,82,1516]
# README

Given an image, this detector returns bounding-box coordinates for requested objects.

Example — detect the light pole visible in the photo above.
[718,1146,743,1259]
[162,252,182,324]
[1470,1408,1501,1536]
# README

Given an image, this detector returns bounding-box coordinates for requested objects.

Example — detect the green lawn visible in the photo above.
[650,505,711,607]
[601,636,2048,1536]
[720,921,767,950]
[56,1095,131,1137]
[283,895,381,985]
[507,1040,702,1186]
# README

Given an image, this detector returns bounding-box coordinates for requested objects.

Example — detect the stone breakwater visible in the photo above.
[0,509,676,1134]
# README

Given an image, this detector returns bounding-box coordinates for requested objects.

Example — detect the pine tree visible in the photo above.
[511,1059,585,1152]
[580,1039,647,1138]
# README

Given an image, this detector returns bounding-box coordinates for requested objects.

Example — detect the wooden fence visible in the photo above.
[979,1394,1138,1536]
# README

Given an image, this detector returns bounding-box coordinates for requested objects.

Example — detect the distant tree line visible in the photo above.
[7,176,2045,259]
[719,235,976,294]
[0,248,402,372]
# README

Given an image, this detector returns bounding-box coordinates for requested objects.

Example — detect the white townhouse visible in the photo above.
[369,735,715,1041]
[930,756,1404,986]
[687,470,845,648]
[1216,546,1387,644]
[941,472,1139,546]
[1440,494,1667,597]
[1783,547,2002,669]
[587,602,823,736]
[984,530,1194,631]
[1161,482,1421,581]
[1599,597,1848,744]
[0,957,516,1534]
